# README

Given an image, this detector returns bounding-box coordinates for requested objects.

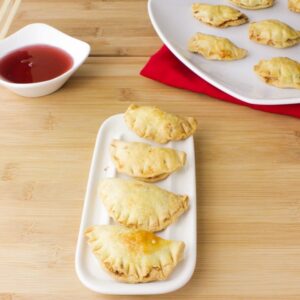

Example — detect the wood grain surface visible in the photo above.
[1,1,300,300]
[9,0,161,56]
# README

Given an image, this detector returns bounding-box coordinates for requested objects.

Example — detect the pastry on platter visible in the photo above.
[192,3,248,28]
[254,57,300,89]
[110,140,186,182]
[99,178,189,232]
[124,104,197,144]
[188,32,247,61]
[85,225,185,283]
[230,0,274,9]
[249,19,300,48]
[288,0,300,12]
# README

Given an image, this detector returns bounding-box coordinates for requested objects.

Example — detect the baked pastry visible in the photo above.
[192,3,248,28]
[230,0,274,9]
[249,20,300,48]
[124,104,197,144]
[85,225,185,283]
[288,0,300,12]
[110,140,186,182]
[99,178,189,232]
[254,57,300,89]
[188,32,247,61]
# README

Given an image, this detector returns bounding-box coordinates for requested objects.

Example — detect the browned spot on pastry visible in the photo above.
[121,230,171,254]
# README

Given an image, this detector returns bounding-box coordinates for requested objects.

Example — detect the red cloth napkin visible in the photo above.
[140,46,300,118]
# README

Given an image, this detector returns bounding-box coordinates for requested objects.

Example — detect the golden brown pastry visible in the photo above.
[124,104,197,144]
[85,225,185,283]
[230,0,274,9]
[289,0,300,12]
[99,178,189,232]
[249,20,300,48]
[192,3,248,28]
[188,32,247,61]
[254,57,300,89]
[110,140,186,182]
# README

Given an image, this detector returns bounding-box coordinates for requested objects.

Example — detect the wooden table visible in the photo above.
[1,1,300,299]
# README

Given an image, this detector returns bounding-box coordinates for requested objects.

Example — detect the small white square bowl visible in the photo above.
[0,23,90,97]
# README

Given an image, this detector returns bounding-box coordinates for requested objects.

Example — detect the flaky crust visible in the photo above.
[124,104,197,144]
[192,3,248,28]
[188,32,247,61]
[249,20,300,48]
[230,0,274,9]
[289,0,300,12]
[110,140,186,182]
[254,57,300,89]
[99,178,189,232]
[85,225,185,283]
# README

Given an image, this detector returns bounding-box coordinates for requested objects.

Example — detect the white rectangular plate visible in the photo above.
[148,0,300,105]
[75,114,197,295]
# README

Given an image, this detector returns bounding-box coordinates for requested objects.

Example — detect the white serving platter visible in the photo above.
[148,0,300,105]
[75,114,197,295]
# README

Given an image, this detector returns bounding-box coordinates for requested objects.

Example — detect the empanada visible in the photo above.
[192,3,248,28]
[99,178,189,232]
[85,225,185,283]
[249,20,300,48]
[110,140,186,182]
[230,0,274,9]
[289,0,300,12]
[188,33,247,61]
[124,104,197,144]
[254,57,300,89]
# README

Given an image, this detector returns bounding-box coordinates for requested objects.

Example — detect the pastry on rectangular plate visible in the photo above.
[254,57,300,89]
[99,178,189,232]
[192,3,248,28]
[289,0,300,12]
[85,225,185,283]
[230,0,274,9]
[188,32,247,61]
[249,20,300,48]
[124,104,197,144]
[110,140,186,182]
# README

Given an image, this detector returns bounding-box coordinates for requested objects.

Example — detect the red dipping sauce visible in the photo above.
[0,44,73,84]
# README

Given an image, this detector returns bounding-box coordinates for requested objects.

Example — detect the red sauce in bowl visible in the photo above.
[0,44,73,84]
